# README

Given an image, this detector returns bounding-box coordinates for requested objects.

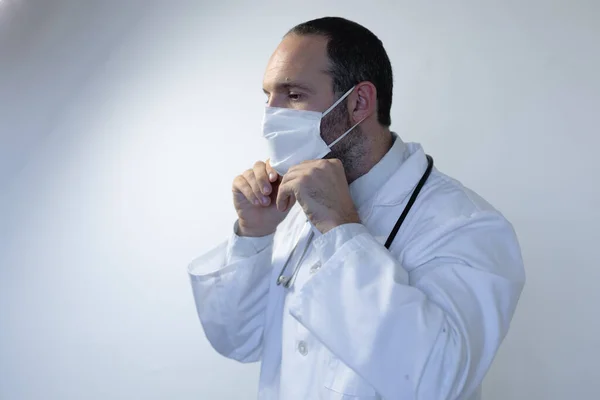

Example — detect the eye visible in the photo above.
[288,92,302,101]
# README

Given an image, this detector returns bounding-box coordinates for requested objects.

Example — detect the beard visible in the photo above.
[320,100,366,172]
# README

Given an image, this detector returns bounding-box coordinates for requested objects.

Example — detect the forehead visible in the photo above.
[263,34,331,90]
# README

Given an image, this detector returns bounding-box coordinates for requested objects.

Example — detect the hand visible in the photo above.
[276,159,360,234]
[232,160,290,237]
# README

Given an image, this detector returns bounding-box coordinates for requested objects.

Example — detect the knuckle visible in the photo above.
[298,175,309,185]
[233,175,244,186]
[257,172,268,182]
[245,172,257,183]
[282,183,292,193]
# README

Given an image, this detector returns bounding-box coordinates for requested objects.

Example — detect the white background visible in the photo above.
[1,1,599,399]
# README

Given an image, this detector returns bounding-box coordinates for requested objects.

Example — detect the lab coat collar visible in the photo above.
[373,142,431,207]
[349,132,408,209]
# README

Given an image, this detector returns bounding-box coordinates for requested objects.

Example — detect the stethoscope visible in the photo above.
[276,154,434,289]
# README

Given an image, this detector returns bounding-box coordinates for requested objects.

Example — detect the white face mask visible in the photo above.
[261,86,363,176]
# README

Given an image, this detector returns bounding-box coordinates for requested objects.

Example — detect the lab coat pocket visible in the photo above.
[321,356,378,399]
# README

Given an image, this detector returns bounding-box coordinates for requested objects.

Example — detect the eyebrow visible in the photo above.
[263,82,316,95]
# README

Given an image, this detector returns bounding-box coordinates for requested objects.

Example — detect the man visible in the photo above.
[188,17,525,400]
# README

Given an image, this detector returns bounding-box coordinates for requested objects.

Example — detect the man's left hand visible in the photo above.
[276,159,360,234]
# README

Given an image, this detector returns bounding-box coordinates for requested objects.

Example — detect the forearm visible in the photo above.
[290,217,524,398]
[188,226,275,362]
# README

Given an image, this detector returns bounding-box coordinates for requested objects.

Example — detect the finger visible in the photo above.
[296,159,321,169]
[233,175,260,206]
[284,193,296,212]
[279,166,301,184]
[266,160,279,182]
[276,178,297,212]
[286,160,316,177]
[244,170,270,206]
[276,182,290,212]
[253,161,271,196]
[268,174,283,201]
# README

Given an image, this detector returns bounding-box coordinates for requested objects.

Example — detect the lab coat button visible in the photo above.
[297,341,308,356]
[309,262,321,274]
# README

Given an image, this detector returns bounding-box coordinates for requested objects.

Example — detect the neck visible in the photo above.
[344,127,393,184]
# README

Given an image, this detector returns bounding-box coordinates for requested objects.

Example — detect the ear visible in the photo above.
[349,81,377,123]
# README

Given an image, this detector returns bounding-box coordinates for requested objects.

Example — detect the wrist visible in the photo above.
[318,213,361,234]
[237,220,276,238]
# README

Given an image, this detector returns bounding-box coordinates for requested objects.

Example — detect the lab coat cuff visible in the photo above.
[188,241,229,279]
[226,220,274,262]
[312,223,369,265]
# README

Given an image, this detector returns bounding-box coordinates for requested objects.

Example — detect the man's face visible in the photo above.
[263,34,335,112]
[262,34,355,153]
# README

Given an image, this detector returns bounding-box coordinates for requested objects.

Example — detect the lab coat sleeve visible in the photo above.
[288,211,525,400]
[188,221,275,363]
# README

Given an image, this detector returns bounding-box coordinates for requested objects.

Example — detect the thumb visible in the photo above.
[268,175,282,202]
[276,181,295,212]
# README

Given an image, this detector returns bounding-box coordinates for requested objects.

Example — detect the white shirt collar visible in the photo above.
[349,132,408,210]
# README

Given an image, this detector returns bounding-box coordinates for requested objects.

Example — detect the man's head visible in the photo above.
[262,17,394,176]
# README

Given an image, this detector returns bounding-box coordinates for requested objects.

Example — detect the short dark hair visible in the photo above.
[287,17,393,127]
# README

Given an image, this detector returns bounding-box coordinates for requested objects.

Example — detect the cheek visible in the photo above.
[298,97,328,112]
[320,107,350,138]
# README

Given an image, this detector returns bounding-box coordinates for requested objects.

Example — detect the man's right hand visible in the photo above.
[232,160,292,237]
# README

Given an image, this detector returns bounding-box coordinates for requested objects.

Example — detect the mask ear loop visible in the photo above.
[322,86,367,149]
[327,115,368,149]
[322,86,356,116]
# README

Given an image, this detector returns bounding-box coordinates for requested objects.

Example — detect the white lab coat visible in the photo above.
[188,141,525,400]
